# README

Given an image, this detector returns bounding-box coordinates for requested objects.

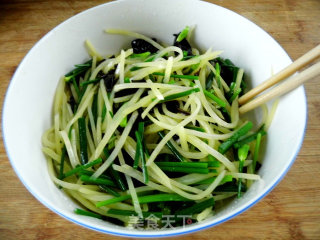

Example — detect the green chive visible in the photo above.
[152,72,199,80]
[74,208,104,219]
[158,131,185,162]
[124,77,131,83]
[96,194,131,207]
[80,175,116,187]
[138,194,189,204]
[218,122,253,154]
[130,66,142,71]
[64,60,92,82]
[203,89,227,108]
[159,166,209,174]
[79,169,112,180]
[58,146,67,179]
[206,71,215,90]
[156,162,208,168]
[252,132,262,173]
[80,78,101,87]
[176,26,190,42]
[195,175,233,185]
[62,158,102,179]
[175,198,214,216]
[99,185,120,197]
[207,155,220,167]
[129,52,151,59]
[78,117,88,165]
[234,125,266,148]
[135,131,149,183]
[101,105,107,122]
[92,93,98,124]
[160,88,200,103]
[238,144,250,162]
[214,182,247,193]
[72,77,81,99]
[107,209,162,219]
[119,115,127,127]
[185,125,205,132]
[237,144,249,198]
[229,88,242,102]
[133,136,141,169]
[215,63,221,88]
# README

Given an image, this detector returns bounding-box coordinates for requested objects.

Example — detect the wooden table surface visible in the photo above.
[0,0,319,239]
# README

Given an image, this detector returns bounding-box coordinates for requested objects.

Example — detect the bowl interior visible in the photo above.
[2,0,307,237]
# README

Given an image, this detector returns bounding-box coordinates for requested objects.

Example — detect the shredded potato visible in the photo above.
[42,27,274,229]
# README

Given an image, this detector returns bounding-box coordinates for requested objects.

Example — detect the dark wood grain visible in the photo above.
[0,0,319,239]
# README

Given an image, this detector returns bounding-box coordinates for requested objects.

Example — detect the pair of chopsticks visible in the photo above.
[238,44,320,114]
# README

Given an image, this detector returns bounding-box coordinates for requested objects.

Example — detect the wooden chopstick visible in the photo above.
[239,61,320,114]
[238,44,320,114]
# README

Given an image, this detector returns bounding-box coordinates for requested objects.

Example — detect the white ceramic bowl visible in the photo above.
[2,0,307,237]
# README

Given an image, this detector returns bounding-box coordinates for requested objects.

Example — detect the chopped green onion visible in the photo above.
[175,198,214,216]
[252,132,262,173]
[78,117,88,165]
[62,158,102,179]
[218,121,253,154]
[176,26,190,42]
[124,77,131,83]
[138,194,189,204]
[80,175,116,187]
[158,131,185,162]
[74,208,104,220]
[159,166,209,174]
[160,88,200,103]
[109,111,114,118]
[152,72,199,80]
[203,89,227,108]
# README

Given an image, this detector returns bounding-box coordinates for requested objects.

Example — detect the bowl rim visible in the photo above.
[2,0,308,237]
